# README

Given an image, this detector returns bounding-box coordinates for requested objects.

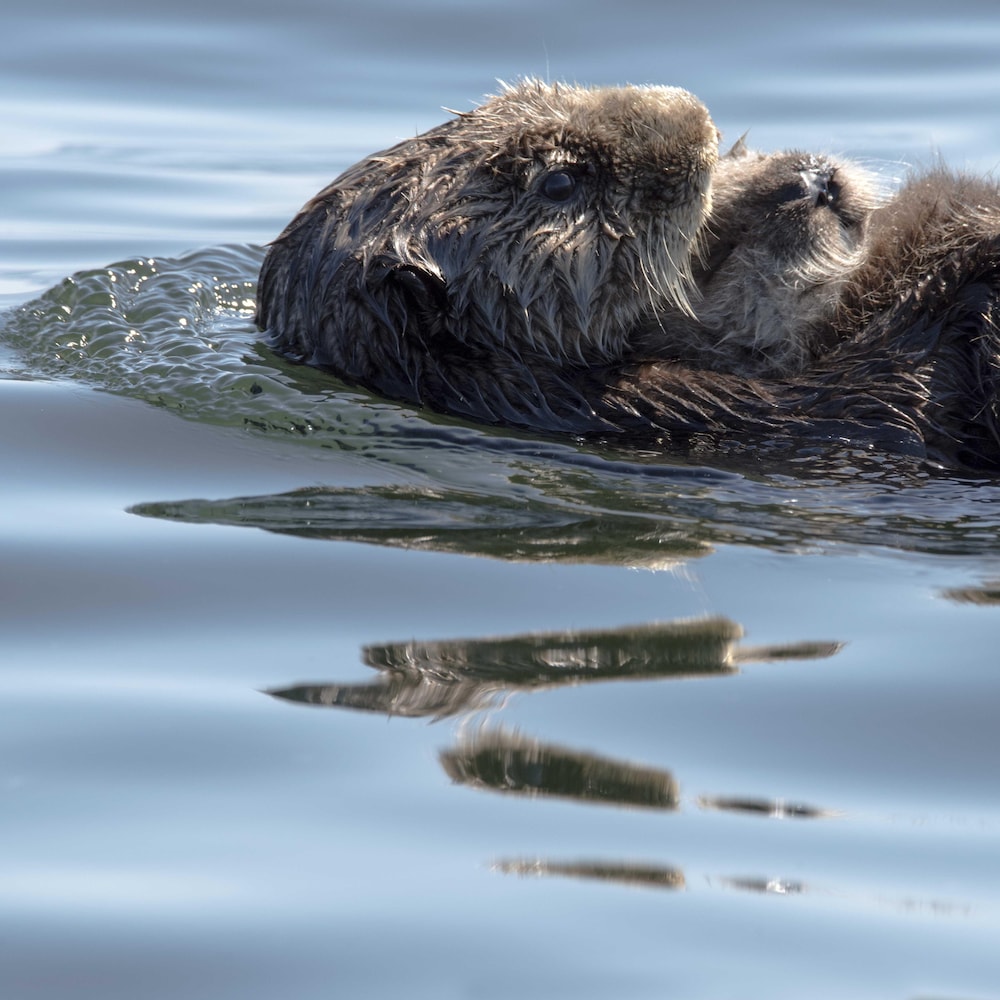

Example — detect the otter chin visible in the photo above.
[257,79,720,413]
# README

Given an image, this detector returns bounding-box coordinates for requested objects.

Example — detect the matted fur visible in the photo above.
[637,145,883,375]
[258,79,719,408]
[257,82,1000,472]
[599,168,1000,471]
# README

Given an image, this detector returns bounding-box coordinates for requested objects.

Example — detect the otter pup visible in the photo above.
[597,167,1000,471]
[635,143,883,375]
[257,79,719,420]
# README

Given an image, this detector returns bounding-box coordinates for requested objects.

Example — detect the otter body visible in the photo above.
[257,82,1000,472]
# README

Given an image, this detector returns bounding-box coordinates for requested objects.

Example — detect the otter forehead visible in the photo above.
[459,80,719,178]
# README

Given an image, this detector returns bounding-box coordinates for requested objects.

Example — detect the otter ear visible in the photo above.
[724,132,752,160]
[367,255,450,342]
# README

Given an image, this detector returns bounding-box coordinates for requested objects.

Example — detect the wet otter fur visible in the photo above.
[599,168,1000,470]
[635,143,883,375]
[258,79,719,409]
[257,81,1000,472]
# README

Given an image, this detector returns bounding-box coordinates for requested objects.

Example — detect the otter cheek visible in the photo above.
[701,186,714,225]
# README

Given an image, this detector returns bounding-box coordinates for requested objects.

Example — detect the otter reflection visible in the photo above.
[495,858,685,892]
[698,795,837,820]
[940,581,1000,606]
[264,620,974,915]
[132,483,710,568]
[440,727,679,811]
[441,725,831,834]
[267,617,842,721]
[716,876,806,896]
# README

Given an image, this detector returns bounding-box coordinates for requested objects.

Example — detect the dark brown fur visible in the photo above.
[258,80,718,413]
[257,83,1000,472]
[596,169,1000,470]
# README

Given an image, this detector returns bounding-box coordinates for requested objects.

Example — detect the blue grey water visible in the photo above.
[2,2,1000,998]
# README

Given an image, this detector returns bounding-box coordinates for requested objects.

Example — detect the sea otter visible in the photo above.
[257,79,864,427]
[634,142,883,375]
[598,168,1000,471]
[257,79,720,419]
[257,82,1000,472]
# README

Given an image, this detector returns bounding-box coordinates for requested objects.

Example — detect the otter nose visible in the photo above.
[803,168,838,209]
[814,175,834,207]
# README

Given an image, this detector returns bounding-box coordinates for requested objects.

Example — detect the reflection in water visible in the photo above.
[129,475,1000,566]
[497,864,976,915]
[440,727,678,810]
[495,858,685,891]
[268,617,842,720]
[718,876,807,896]
[266,614,974,916]
[134,483,710,567]
[941,581,1000,606]
[264,615,980,917]
[698,795,836,820]
[713,877,975,920]
[266,616,857,901]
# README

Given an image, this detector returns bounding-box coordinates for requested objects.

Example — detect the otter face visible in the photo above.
[688,146,883,373]
[446,81,719,361]
[259,79,719,376]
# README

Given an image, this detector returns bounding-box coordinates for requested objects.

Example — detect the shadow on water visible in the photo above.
[5,247,1000,559]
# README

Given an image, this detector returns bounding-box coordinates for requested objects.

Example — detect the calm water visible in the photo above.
[3,2,1000,998]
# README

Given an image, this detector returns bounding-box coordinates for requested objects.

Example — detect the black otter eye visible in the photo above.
[540,169,577,202]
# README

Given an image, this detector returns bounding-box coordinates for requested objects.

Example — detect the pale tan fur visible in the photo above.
[635,144,884,374]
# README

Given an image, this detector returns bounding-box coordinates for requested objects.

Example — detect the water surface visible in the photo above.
[2,3,1000,998]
